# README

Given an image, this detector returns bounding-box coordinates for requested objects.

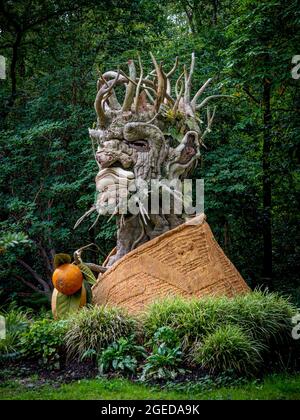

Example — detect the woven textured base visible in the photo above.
[92,214,250,314]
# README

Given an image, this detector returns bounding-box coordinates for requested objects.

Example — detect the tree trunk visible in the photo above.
[212,0,218,25]
[181,1,196,34]
[9,31,22,108]
[262,77,273,288]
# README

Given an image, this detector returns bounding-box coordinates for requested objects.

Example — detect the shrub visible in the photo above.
[21,318,69,366]
[65,305,137,360]
[193,324,264,375]
[0,305,32,360]
[143,291,297,349]
[97,336,147,376]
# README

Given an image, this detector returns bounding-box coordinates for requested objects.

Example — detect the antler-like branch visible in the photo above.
[94,69,121,127]
[134,54,144,113]
[191,78,213,111]
[167,56,179,78]
[196,95,233,110]
[201,106,216,142]
[150,52,167,112]
[184,52,195,104]
[181,52,196,117]
[166,56,179,99]
[173,72,184,112]
[122,60,137,112]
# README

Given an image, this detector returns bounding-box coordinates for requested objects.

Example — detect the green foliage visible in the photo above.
[65,306,137,360]
[151,326,181,348]
[140,343,185,382]
[78,263,97,286]
[0,305,32,359]
[21,318,69,366]
[144,292,296,348]
[140,326,185,382]
[143,292,298,375]
[97,336,147,376]
[53,254,71,269]
[193,324,264,375]
[0,233,31,253]
[52,288,84,320]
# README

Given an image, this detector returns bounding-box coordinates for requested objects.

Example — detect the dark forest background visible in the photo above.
[0,0,299,309]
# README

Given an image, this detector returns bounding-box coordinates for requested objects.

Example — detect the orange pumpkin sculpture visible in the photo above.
[52,263,83,296]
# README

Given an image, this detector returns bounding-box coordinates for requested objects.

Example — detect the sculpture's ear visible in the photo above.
[174,131,200,165]
[165,131,200,179]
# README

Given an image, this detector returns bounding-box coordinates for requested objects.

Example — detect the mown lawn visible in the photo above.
[1,374,300,400]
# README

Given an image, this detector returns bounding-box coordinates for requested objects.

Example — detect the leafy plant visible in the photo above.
[193,324,264,375]
[21,318,69,366]
[140,325,185,382]
[0,305,32,360]
[151,326,181,348]
[65,305,137,360]
[97,336,147,376]
[0,232,31,253]
[140,343,185,382]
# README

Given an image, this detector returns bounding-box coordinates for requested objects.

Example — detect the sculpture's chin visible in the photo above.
[95,167,135,216]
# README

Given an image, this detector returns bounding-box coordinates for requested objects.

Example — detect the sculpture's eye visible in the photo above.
[124,139,149,152]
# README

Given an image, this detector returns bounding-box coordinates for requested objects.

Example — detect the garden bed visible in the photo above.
[1,291,299,399]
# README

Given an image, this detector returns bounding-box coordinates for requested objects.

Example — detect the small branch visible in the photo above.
[242,87,260,104]
[167,56,179,77]
[196,95,234,110]
[191,78,213,110]
[85,262,107,274]
[17,259,51,293]
[184,52,195,103]
[14,274,42,294]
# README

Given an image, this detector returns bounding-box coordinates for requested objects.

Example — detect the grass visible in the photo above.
[144,291,296,346]
[1,374,300,400]
[65,305,137,360]
[193,324,264,374]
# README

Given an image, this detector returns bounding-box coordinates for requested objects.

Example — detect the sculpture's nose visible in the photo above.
[96,152,114,168]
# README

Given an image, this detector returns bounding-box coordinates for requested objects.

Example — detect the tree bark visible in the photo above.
[8,31,22,108]
[262,76,273,288]
[17,258,52,296]
[212,0,218,25]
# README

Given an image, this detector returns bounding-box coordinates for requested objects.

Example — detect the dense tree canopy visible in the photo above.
[0,0,299,308]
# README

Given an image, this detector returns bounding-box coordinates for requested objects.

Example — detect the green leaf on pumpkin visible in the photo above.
[54,253,72,269]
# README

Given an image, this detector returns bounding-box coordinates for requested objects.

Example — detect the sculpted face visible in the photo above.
[84,53,221,266]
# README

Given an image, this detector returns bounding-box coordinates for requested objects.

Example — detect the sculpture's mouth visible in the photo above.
[95,167,135,215]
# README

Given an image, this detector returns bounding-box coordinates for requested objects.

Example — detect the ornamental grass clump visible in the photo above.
[227,290,296,344]
[193,324,264,375]
[65,305,138,360]
[143,291,297,355]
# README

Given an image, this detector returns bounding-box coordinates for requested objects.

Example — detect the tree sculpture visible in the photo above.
[73,53,250,315]
[85,53,227,266]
